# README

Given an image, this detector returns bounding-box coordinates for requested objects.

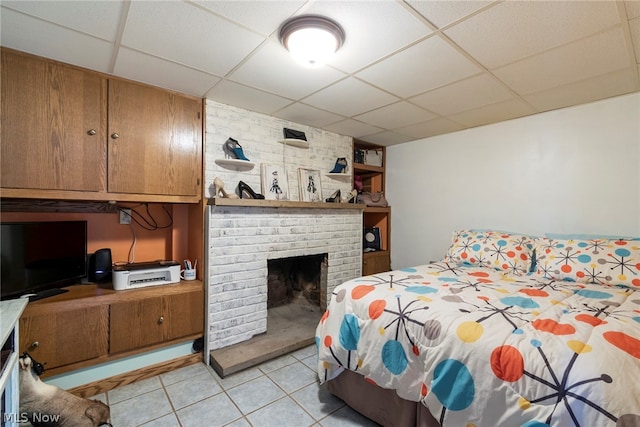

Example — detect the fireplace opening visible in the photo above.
[267,253,327,310]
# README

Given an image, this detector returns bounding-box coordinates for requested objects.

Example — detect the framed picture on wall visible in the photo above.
[261,163,290,200]
[298,168,322,202]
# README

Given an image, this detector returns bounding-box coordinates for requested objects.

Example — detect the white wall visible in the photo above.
[387,93,640,269]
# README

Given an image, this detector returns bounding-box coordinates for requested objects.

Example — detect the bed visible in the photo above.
[315,230,640,427]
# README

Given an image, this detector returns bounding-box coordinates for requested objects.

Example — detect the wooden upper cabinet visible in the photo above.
[108,79,202,197]
[1,49,107,192]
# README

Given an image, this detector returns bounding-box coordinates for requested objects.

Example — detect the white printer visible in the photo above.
[112,260,181,290]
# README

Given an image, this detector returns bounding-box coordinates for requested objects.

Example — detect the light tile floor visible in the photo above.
[94,345,380,427]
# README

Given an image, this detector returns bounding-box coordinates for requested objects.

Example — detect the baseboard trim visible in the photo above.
[68,353,203,398]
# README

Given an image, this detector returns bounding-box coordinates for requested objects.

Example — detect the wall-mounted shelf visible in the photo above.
[278,138,309,149]
[214,159,255,170]
[326,172,352,179]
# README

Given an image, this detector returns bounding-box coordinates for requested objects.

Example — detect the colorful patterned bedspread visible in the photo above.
[315,263,640,427]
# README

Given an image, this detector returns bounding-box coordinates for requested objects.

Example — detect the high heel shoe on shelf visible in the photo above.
[325,189,341,203]
[213,177,239,199]
[329,157,348,173]
[223,137,250,161]
[238,181,265,199]
[344,189,357,203]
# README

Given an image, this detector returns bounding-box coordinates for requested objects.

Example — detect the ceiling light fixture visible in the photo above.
[279,15,345,68]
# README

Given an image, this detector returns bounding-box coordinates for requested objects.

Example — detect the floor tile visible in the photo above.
[245,396,315,427]
[109,388,172,426]
[176,393,242,427]
[209,365,263,390]
[291,345,318,360]
[165,371,223,410]
[267,361,318,393]
[226,376,286,414]
[107,376,162,404]
[291,382,345,421]
[257,353,297,373]
[139,412,181,427]
[319,405,381,427]
[160,362,214,386]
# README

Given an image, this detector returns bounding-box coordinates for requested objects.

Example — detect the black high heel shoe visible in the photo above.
[238,181,265,199]
[329,157,348,173]
[224,138,250,161]
[325,189,341,203]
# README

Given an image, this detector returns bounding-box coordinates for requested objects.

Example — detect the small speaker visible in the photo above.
[363,227,381,252]
[88,248,112,282]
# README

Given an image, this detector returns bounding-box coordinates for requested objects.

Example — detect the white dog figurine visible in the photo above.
[19,353,111,427]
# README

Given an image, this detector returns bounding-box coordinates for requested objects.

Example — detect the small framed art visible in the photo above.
[261,163,289,200]
[298,168,322,202]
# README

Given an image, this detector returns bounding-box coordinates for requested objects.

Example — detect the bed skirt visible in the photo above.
[326,370,441,427]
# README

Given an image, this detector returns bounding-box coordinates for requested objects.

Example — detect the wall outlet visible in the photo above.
[119,209,131,225]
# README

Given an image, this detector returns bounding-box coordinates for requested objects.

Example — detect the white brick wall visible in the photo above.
[207,206,362,350]
[204,99,354,201]
[204,101,362,352]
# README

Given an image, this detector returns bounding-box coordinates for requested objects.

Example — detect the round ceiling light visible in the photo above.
[279,15,345,68]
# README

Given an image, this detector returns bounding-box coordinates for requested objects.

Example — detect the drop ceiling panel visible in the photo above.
[122,1,264,76]
[395,117,465,140]
[0,8,114,72]
[448,98,536,128]
[355,101,436,129]
[301,0,433,73]
[302,77,398,117]
[406,0,497,29]
[445,0,621,69]
[114,47,220,97]
[323,119,383,139]
[1,0,123,41]
[193,0,305,36]
[206,80,294,115]
[410,74,515,116]
[272,102,345,128]
[229,41,346,100]
[494,27,632,95]
[356,35,482,98]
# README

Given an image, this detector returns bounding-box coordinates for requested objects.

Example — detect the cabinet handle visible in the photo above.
[158,316,164,324]
[28,341,39,351]
[87,129,97,136]
[111,133,120,139]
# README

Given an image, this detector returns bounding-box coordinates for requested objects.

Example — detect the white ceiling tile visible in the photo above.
[355,101,436,129]
[0,8,114,72]
[301,1,433,73]
[1,0,123,41]
[406,0,497,29]
[322,119,383,139]
[410,74,514,115]
[229,41,346,100]
[359,131,415,146]
[522,68,639,112]
[206,81,294,115]
[448,98,536,128]
[272,103,345,128]
[494,27,632,95]
[445,0,621,69]
[114,47,220,97]
[121,1,264,76]
[193,0,305,36]
[302,77,398,117]
[356,35,482,98]
[395,117,465,140]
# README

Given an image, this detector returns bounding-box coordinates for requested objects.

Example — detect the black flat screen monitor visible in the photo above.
[1,221,87,300]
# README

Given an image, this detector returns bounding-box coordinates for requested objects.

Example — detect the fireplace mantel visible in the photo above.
[207,198,366,210]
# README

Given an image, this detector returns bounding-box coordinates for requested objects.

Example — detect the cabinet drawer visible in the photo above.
[19,306,109,370]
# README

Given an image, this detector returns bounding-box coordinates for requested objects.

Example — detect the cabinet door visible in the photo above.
[163,288,204,341]
[107,79,202,197]
[19,306,109,370]
[362,252,391,276]
[109,297,165,354]
[1,50,107,191]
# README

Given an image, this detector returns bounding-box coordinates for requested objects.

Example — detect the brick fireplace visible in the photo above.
[205,204,362,357]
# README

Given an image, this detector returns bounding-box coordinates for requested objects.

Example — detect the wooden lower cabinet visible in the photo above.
[362,251,391,276]
[20,305,109,369]
[18,281,204,376]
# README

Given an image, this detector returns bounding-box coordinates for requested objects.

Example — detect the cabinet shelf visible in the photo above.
[353,163,384,173]
[278,138,309,148]
[214,158,256,170]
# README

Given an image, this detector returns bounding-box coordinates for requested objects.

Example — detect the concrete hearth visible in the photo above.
[209,303,322,377]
